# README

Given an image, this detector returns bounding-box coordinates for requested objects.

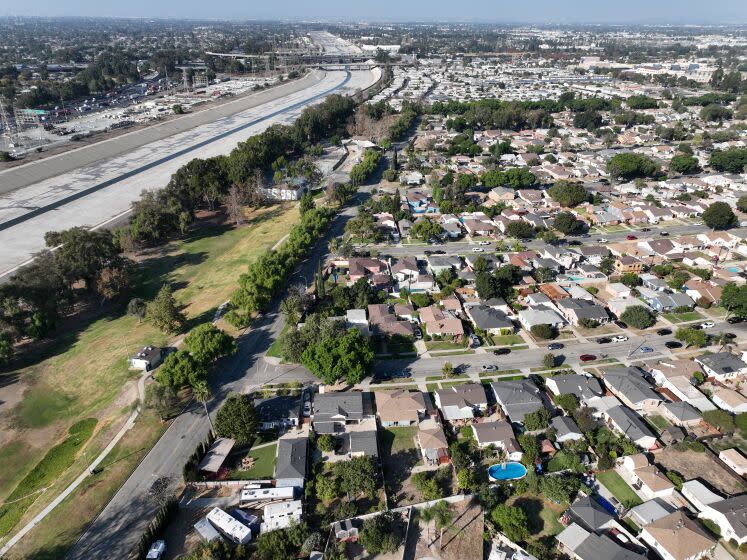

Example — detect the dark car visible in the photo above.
[727,316,744,324]
[493,348,511,355]
[548,342,564,350]
[626,234,638,240]
[722,332,737,339]
[614,321,627,329]
[660,231,669,236]
[597,337,612,344]
[580,354,597,362]
[691,324,703,330]
[424,250,433,255]
[656,328,672,336]
[665,341,683,349]
[641,227,651,232]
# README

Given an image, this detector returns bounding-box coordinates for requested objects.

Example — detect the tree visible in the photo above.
[184,323,236,364]
[669,154,701,175]
[619,306,656,329]
[722,282,747,318]
[155,350,208,388]
[554,393,579,414]
[301,328,374,385]
[607,153,660,181]
[147,285,186,334]
[620,272,641,288]
[518,433,539,467]
[530,324,555,340]
[548,181,589,207]
[491,504,529,543]
[299,193,315,216]
[143,383,179,420]
[359,512,402,554]
[317,433,337,452]
[666,470,684,490]
[225,184,246,225]
[127,298,147,323]
[675,327,708,348]
[214,393,258,446]
[540,474,579,503]
[192,381,214,434]
[700,103,733,122]
[255,523,308,560]
[441,361,455,377]
[335,456,377,499]
[543,353,556,369]
[523,408,551,431]
[738,195,747,214]
[432,500,453,550]
[94,266,130,302]
[412,472,443,501]
[553,211,584,234]
[710,148,747,173]
[506,221,534,239]
[410,219,444,242]
[702,202,737,230]
[667,270,690,290]
[316,474,338,503]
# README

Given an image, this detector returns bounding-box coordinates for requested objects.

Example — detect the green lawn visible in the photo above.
[230,444,278,480]
[428,349,475,356]
[425,341,466,351]
[508,494,565,539]
[380,427,418,454]
[425,374,469,381]
[662,311,703,323]
[490,334,525,346]
[647,414,672,431]
[426,383,439,392]
[479,368,521,378]
[597,470,643,508]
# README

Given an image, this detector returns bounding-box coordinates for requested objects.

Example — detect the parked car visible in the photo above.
[640,227,651,232]
[414,329,423,340]
[303,401,311,417]
[727,316,744,324]
[656,328,672,336]
[146,541,166,560]
[639,346,654,353]
[597,238,609,243]
[548,342,564,350]
[665,341,683,349]
[493,348,511,355]
[478,240,491,246]
[580,354,597,362]
[481,364,497,371]
[596,337,611,344]
[626,234,638,240]
[700,321,715,329]
[469,334,481,347]
[611,335,628,343]
[660,231,669,236]
[471,247,484,253]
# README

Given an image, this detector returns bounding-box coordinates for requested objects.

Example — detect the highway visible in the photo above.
[0,67,381,279]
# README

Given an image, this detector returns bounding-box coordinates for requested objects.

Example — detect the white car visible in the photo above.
[597,238,609,243]
[471,247,484,252]
[611,335,628,343]
[146,541,166,560]
[700,321,715,329]
[478,240,491,246]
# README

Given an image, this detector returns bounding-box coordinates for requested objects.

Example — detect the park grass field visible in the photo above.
[0,203,299,545]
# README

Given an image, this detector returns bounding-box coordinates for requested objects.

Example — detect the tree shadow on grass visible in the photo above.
[513,496,545,536]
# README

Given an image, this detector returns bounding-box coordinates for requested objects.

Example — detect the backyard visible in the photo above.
[506,493,566,540]
[655,447,745,495]
[596,470,643,509]
[229,443,278,480]
[380,426,422,506]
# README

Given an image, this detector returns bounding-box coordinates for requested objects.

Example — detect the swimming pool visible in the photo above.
[487,462,528,481]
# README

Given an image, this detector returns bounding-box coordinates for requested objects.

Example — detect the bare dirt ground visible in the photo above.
[654,447,745,495]
[406,499,483,560]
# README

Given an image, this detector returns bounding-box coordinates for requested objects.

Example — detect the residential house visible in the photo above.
[255,396,302,431]
[466,304,515,335]
[417,418,449,465]
[566,496,615,532]
[434,383,488,421]
[622,454,675,500]
[606,405,658,450]
[557,523,646,560]
[348,257,388,283]
[607,283,632,299]
[647,360,716,412]
[638,288,695,313]
[348,422,379,459]
[367,304,415,338]
[472,420,523,460]
[313,392,371,434]
[545,374,604,400]
[640,273,668,292]
[603,367,663,412]
[374,390,426,427]
[719,448,747,476]
[491,380,546,425]
[698,495,747,546]
[419,305,465,341]
[709,385,747,413]
[658,401,701,428]
[614,256,643,274]
[275,436,308,490]
[129,346,162,371]
[557,298,610,326]
[518,304,566,330]
[552,416,584,442]
[681,480,724,513]
[640,511,715,560]
[628,499,677,528]
[426,255,462,276]
[684,279,722,306]
[695,352,747,383]
[261,500,303,532]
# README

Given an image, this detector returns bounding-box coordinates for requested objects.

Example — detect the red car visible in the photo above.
[580,354,597,362]
[626,234,638,240]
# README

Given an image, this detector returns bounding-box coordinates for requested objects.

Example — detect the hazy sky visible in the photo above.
[2,0,746,24]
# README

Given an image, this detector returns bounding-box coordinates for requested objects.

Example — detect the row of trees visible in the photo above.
[349,149,382,186]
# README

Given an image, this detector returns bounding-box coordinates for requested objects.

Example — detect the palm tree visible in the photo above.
[433,501,453,551]
[420,505,435,544]
[193,381,214,434]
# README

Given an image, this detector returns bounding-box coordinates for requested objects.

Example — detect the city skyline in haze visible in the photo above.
[1,0,746,24]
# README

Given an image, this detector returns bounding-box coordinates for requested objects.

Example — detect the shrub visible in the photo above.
[530,324,555,340]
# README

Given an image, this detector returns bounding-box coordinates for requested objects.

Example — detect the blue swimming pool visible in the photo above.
[487,462,528,481]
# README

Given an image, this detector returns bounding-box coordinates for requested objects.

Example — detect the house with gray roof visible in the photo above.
[545,374,604,400]
[628,498,676,528]
[640,273,667,292]
[557,298,610,326]
[426,254,463,275]
[491,379,546,425]
[695,352,747,383]
[699,495,747,546]
[275,436,308,490]
[434,383,488,421]
[312,392,372,434]
[552,415,584,442]
[658,401,701,427]
[471,420,522,461]
[557,523,646,560]
[603,367,662,412]
[465,304,515,335]
[349,427,379,460]
[638,288,694,313]
[567,496,615,532]
[518,304,566,330]
[255,396,302,431]
[606,405,658,450]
